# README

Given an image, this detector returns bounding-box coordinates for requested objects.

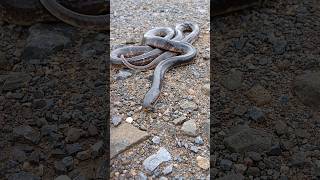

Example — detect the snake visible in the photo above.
[110,22,200,110]
[0,0,109,30]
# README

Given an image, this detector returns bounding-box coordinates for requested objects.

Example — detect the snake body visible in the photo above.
[110,22,200,110]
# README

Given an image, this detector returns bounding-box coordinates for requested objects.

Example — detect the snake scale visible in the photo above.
[110,22,200,110]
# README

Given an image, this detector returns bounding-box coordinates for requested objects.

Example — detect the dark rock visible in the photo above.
[65,128,83,143]
[80,41,106,58]
[293,71,320,109]
[91,140,104,158]
[12,148,27,163]
[88,124,98,136]
[220,159,233,171]
[29,150,40,164]
[62,156,73,171]
[65,143,83,155]
[224,126,273,153]
[246,167,260,177]
[54,161,67,174]
[247,151,262,161]
[289,152,306,167]
[21,23,75,64]
[221,69,243,90]
[12,125,40,144]
[267,144,282,156]
[96,160,108,179]
[7,171,40,180]
[1,73,32,92]
[247,107,265,121]
[76,150,91,161]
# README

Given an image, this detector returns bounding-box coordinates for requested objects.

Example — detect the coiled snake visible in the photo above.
[110,22,200,110]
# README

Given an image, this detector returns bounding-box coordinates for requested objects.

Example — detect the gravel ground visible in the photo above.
[0,21,108,179]
[110,0,210,179]
[211,0,320,179]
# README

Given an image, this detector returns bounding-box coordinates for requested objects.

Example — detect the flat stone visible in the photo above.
[221,69,243,90]
[143,147,172,172]
[293,71,320,109]
[181,119,197,137]
[247,107,265,121]
[194,136,204,145]
[224,126,273,153]
[65,143,83,155]
[110,123,149,158]
[76,150,91,161]
[246,85,272,106]
[196,156,210,170]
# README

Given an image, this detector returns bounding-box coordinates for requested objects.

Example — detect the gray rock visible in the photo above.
[114,69,133,80]
[221,69,243,90]
[29,150,40,163]
[247,107,265,121]
[54,161,67,174]
[220,159,233,171]
[62,156,73,171]
[12,148,27,163]
[41,124,58,136]
[173,115,187,125]
[0,51,14,70]
[274,121,287,135]
[21,23,75,64]
[162,164,173,175]
[246,85,272,106]
[7,171,40,180]
[152,136,161,144]
[247,151,262,161]
[76,150,91,161]
[65,143,83,155]
[179,100,197,111]
[96,160,108,179]
[224,126,273,153]
[289,152,306,167]
[267,144,282,156]
[65,128,83,143]
[194,136,204,145]
[13,125,40,144]
[88,124,98,136]
[111,115,122,126]
[143,147,172,172]
[181,119,197,137]
[91,140,104,158]
[54,175,71,180]
[137,172,147,180]
[247,167,260,177]
[293,71,320,109]
[190,145,198,153]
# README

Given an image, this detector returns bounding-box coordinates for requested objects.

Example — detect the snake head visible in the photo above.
[142,87,161,112]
